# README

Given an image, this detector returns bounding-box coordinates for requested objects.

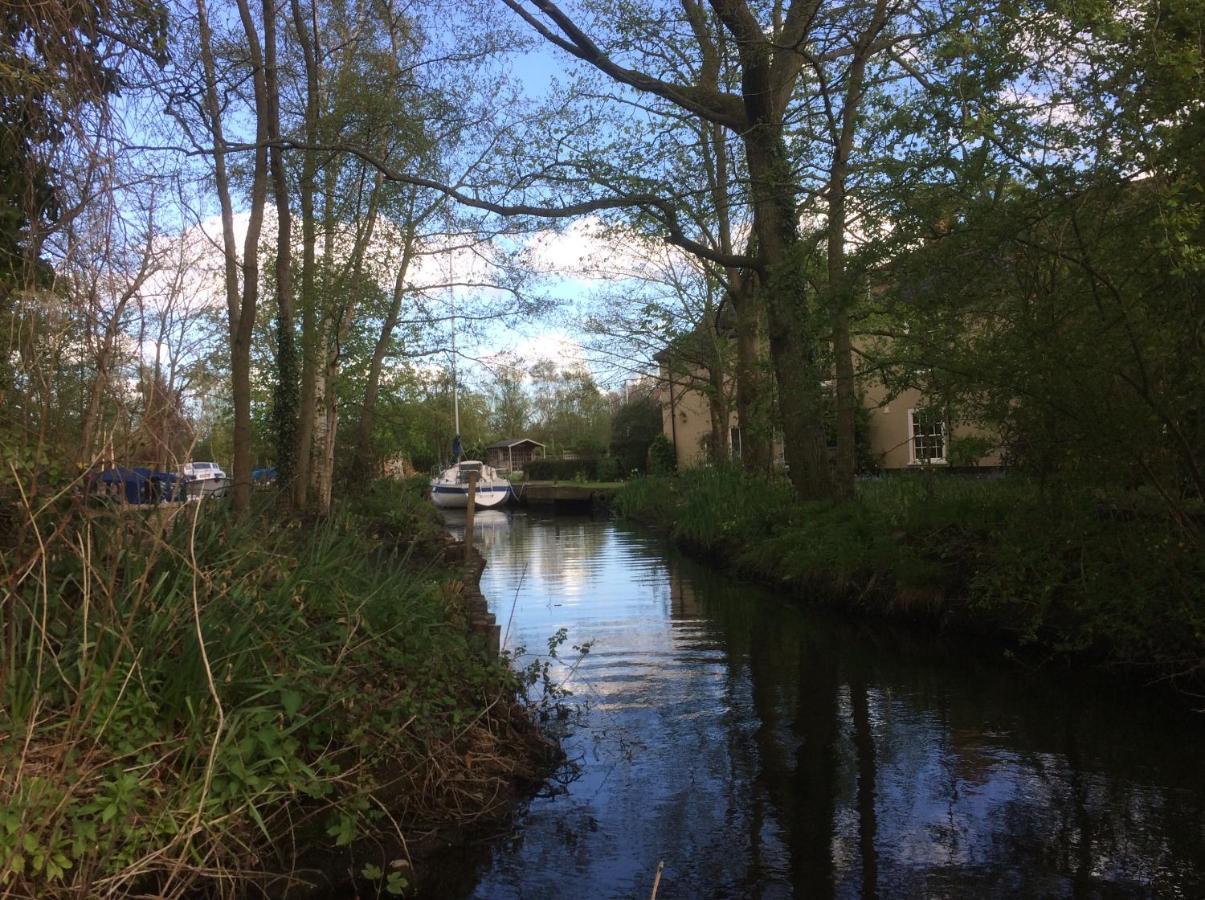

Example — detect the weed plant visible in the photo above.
[0,479,526,897]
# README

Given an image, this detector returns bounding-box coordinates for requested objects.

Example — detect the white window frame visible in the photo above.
[908,408,948,465]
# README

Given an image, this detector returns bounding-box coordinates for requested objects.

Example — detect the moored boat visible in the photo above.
[430,459,512,509]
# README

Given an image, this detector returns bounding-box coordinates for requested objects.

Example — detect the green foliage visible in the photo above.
[880,179,1203,504]
[336,363,491,477]
[0,484,519,895]
[525,457,609,481]
[947,434,996,468]
[487,362,532,438]
[0,0,168,291]
[865,1,1204,511]
[596,456,622,482]
[270,309,299,488]
[647,433,677,475]
[526,361,612,457]
[346,475,446,543]
[609,393,662,475]
[616,469,1204,689]
[508,628,595,723]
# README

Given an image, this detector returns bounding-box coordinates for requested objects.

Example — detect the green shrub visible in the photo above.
[525,457,601,481]
[647,434,677,474]
[612,472,678,522]
[0,487,519,896]
[615,469,1205,689]
[596,456,622,482]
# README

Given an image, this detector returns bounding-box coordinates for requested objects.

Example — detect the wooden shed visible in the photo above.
[485,438,545,473]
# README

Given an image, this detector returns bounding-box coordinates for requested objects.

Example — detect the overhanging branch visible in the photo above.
[226,138,758,270]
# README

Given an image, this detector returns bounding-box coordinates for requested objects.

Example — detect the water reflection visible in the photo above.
[457,513,1205,898]
[440,509,513,552]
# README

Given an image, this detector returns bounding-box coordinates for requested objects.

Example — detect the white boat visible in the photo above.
[430,460,512,509]
[428,256,513,510]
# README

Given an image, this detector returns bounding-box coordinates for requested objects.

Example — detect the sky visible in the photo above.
[122,4,654,398]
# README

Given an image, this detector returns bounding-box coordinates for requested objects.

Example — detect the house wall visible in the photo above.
[659,375,728,470]
[863,383,925,469]
[659,366,1001,471]
[862,382,1002,469]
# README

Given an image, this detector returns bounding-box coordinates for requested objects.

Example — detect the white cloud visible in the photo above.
[524,217,615,277]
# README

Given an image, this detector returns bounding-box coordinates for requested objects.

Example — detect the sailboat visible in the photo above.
[429,257,511,510]
[430,457,512,509]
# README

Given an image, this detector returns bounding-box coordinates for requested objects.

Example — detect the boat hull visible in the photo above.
[430,483,512,509]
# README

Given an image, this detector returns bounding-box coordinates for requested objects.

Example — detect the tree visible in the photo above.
[577,234,736,464]
[610,390,662,473]
[184,0,272,512]
[488,357,533,438]
[528,359,611,455]
[0,1,167,301]
[495,0,961,498]
[865,0,1204,515]
[265,0,297,496]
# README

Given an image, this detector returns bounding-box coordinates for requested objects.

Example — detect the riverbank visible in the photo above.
[615,469,1204,697]
[513,480,620,511]
[0,478,554,898]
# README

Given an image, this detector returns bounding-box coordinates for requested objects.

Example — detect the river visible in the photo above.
[440,509,1205,898]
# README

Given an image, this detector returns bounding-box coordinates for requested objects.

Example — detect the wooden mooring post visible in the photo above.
[464,471,477,562]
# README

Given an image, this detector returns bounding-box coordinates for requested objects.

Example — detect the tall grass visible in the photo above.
[616,469,1204,691]
[0,479,524,897]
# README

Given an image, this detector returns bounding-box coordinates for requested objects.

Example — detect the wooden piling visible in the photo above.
[464,471,477,561]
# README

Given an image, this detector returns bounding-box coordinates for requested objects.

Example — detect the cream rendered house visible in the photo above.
[655,360,1000,472]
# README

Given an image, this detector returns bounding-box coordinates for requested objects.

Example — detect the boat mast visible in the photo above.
[451,292,459,437]
[449,231,460,446]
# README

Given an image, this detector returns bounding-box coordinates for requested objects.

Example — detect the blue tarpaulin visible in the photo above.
[97,467,184,503]
[98,467,149,504]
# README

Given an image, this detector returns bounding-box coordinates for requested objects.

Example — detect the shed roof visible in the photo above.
[485,437,545,449]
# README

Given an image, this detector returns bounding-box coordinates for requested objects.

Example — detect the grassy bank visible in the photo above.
[0,478,546,898]
[616,469,1204,694]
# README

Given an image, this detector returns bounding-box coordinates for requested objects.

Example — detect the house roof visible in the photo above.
[485,437,545,449]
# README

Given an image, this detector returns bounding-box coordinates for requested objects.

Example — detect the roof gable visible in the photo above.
[485,437,545,449]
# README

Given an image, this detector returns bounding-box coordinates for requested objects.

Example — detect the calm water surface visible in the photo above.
[442,510,1204,899]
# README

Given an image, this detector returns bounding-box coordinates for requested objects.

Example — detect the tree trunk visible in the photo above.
[229,0,269,513]
[313,164,384,512]
[744,127,834,500]
[294,187,318,507]
[711,124,771,474]
[354,218,418,479]
[727,275,773,474]
[309,159,339,507]
[707,357,730,464]
[265,0,297,499]
[829,186,856,498]
[317,362,337,513]
[826,5,885,500]
[196,0,268,513]
[290,0,319,509]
